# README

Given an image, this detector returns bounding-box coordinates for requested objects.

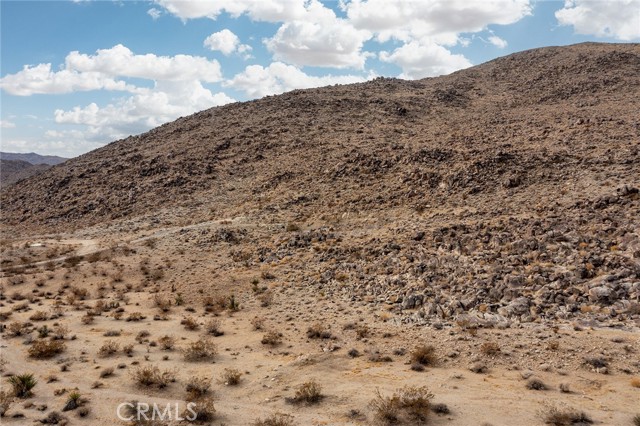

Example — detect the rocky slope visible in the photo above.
[1,42,639,326]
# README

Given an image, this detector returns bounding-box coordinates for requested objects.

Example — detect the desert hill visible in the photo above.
[0,152,68,166]
[1,42,638,233]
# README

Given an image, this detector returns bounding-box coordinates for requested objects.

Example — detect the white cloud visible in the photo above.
[380,40,472,79]
[265,1,371,69]
[154,0,308,22]
[147,8,162,20]
[346,0,531,42]
[204,29,252,56]
[0,45,222,96]
[1,120,16,128]
[226,62,367,98]
[488,35,508,48]
[555,0,640,40]
[54,80,234,141]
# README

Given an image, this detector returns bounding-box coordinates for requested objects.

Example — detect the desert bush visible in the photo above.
[103,330,121,337]
[153,294,172,312]
[356,325,371,339]
[183,338,217,362]
[584,357,608,369]
[76,406,90,418]
[6,321,28,337]
[559,382,571,393]
[261,330,283,346]
[29,311,48,321]
[186,376,211,398]
[527,378,548,390]
[542,406,592,425]
[431,403,450,415]
[28,339,66,358]
[369,386,433,425]
[131,366,175,388]
[410,345,437,366]
[100,367,114,378]
[8,373,37,398]
[136,330,150,343]
[222,368,242,386]
[287,380,323,405]
[123,344,134,356]
[188,396,216,422]
[480,342,501,356]
[158,335,175,350]
[63,391,82,411]
[0,390,12,417]
[126,312,145,322]
[81,313,95,325]
[205,319,224,336]
[252,413,295,426]
[98,340,120,357]
[251,316,266,330]
[181,316,200,331]
[306,323,332,339]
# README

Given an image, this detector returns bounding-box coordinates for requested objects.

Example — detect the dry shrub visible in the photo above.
[0,390,12,417]
[410,345,437,366]
[480,342,501,356]
[252,413,295,426]
[181,316,200,331]
[153,294,172,312]
[188,396,216,422]
[158,335,175,350]
[287,380,323,405]
[526,378,548,390]
[205,319,224,336]
[630,377,640,388]
[369,386,433,425]
[6,321,28,337]
[29,311,48,321]
[131,366,175,388]
[306,323,332,339]
[126,312,145,322]
[261,330,282,346]
[183,338,217,362]
[251,316,266,330]
[221,368,241,386]
[28,340,66,358]
[98,340,120,357]
[542,406,592,425]
[186,376,211,398]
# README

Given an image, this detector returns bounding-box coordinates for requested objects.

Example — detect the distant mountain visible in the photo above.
[0,151,68,166]
[0,159,51,187]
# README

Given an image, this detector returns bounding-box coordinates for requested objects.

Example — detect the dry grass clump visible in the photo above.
[181,316,200,331]
[221,368,242,386]
[480,342,501,356]
[152,294,172,312]
[126,312,145,322]
[6,321,29,337]
[29,311,48,321]
[28,339,66,359]
[630,377,640,388]
[131,365,176,388]
[261,330,283,346]
[158,335,176,350]
[526,378,548,390]
[186,376,211,398]
[251,316,266,330]
[306,323,332,339]
[205,319,224,336]
[410,345,437,366]
[541,406,592,425]
[369,386,433,425]
[0,390,12,417]
[183,338,217,362]
[188,396,216,422]
[287,380,323,405]
[98,340,120,357]
[252,413,295,426]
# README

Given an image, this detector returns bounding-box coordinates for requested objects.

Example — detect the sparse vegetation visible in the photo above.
[222,368,241,386]
[261,330,283,346]
[8,373,37,398]
[410,345,437,366]
[542,406,592,425]
[98,340,120,357]
[253,413,295,426]
[370,386,433,425]
[186,376,211,398]
[183,338,217,362]
[28,339,66,358]
[287,380,323,405]
[131,365,176,388]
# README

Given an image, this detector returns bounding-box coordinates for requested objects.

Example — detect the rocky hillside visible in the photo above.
[1,42,639,324]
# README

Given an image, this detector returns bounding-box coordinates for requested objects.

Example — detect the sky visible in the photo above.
[0,0,639,157]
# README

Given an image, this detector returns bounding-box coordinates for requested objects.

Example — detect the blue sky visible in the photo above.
[1,0,638,157]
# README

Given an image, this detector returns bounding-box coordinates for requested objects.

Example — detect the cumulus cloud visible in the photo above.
[265,1,371,69]
[204,29,252,56]
[380,40,472,79]
[0,45,222,96]
[226,62,367,98]
[555,0,640,40]
[1,120,16,128]
[154,0,308,22]
[54,80,234,141]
